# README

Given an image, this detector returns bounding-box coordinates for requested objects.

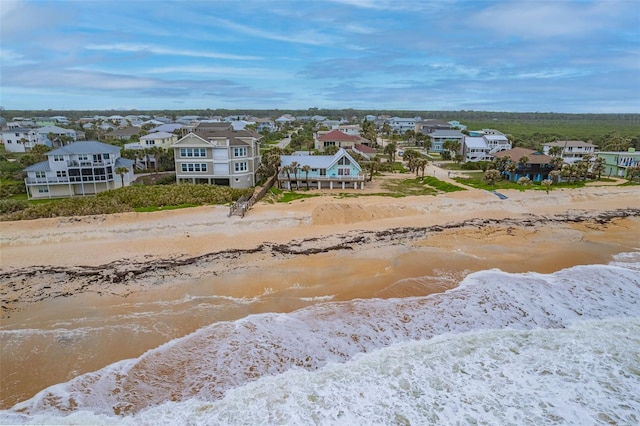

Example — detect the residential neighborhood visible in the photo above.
[1,111,639,204]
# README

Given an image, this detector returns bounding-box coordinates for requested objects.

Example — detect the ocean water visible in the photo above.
[1,252,639,425]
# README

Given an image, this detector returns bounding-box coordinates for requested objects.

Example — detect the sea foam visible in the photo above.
[3,257,639,424]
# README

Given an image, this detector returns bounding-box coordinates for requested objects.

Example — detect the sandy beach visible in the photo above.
[1,177,639,410]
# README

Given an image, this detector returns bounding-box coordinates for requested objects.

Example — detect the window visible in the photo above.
[53,155,64,162]
[103,154,110,159]
[38,186,49,193]
[78,154,89,161]
[234,162,248,172]
[338,157,351,165]
[181,163,207,172]
[180,148,206,157]
[320,169,326,176]
[338,168,350,176]
[56,171,67,177]
[234,147,247,157]
[35,171,46,178]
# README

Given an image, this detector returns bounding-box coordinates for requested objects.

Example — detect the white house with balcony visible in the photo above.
[426,130,466,154]
[171,130,262,188]
[2,128,40,152]
[542,140,597,164]
[23,141,134,199]
[461,131,512,162]
[388,117,420,134]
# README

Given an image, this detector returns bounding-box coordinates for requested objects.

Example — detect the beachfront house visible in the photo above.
[492,147,553,182]
[278,148,365,190]
[462,132,512,162]
[171,130,262,188]
[596,148,640,178]
[23,141,134,199]
[425,130,466,155]
[542,140,598,164]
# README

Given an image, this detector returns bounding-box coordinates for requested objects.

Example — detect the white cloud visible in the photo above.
[85,43,261,61]
[0,48,37,66]
[143,66,289,80]
[213,17,338,46]
[470,1,630,39]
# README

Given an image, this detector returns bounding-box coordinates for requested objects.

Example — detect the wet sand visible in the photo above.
[1,181,639,409]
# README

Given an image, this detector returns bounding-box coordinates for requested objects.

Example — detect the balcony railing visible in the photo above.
[67,160,112,167]
[26,175,114,185]
[277,173,365,181]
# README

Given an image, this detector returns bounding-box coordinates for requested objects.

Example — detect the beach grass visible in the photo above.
[454,176,589,191]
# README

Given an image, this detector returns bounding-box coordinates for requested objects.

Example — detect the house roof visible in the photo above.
[48,141,121,155]
[115,158,134,168]
[37,125,73,134]
[140,131,175,140]
[172,131,261,147]
[493,147,552,164]
[354,144,377,154]
[24,161,51,172]
[317,129,359,142]
[150,123,184,133]
[427,129,465,138]
[483,134,509,142]
[464,137,487,149]
[280,148,361,172]
[109,126,140,137]
[545,140,597,148]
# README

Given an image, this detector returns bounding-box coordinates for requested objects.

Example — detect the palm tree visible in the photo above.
[484,169,502,186]
[281,165,292,189]
[592,157,605,180]
[505,162,517,180]
[518,156,529,170]
[443,140,461,161]
[290,161,300,190]
[301,164,311,190]
[417,158,428,178]
[550,156,564,170]
[368,156,381,182]
[381,122,391,140]
[115,166,128,187]
[561,164,577,183]
[548,146,563,157]
[541,179,552,194]
[324,145,339,155]
[549,170,561,184]
[384,142,396,163]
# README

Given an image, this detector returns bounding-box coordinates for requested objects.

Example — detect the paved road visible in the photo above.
[274,135,291,149]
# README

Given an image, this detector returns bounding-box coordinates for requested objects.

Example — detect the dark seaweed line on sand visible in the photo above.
[1,208,637,314]
[2,208,637,281]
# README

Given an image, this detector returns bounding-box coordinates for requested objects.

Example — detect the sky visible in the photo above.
[1,0,639,113]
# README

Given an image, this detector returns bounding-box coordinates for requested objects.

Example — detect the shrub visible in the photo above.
[0,184,253,221]
[0,199,29,214]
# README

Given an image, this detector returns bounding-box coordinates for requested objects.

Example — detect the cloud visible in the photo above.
[470,1,634,39]
[85,43,261,61]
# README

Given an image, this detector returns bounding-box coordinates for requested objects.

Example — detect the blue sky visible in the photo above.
[1,0,639,113]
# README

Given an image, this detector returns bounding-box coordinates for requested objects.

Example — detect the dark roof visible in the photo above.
[318,129,359,142]
[354,144,377,154]
[108,126,141,137]
[493,147,552,164]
